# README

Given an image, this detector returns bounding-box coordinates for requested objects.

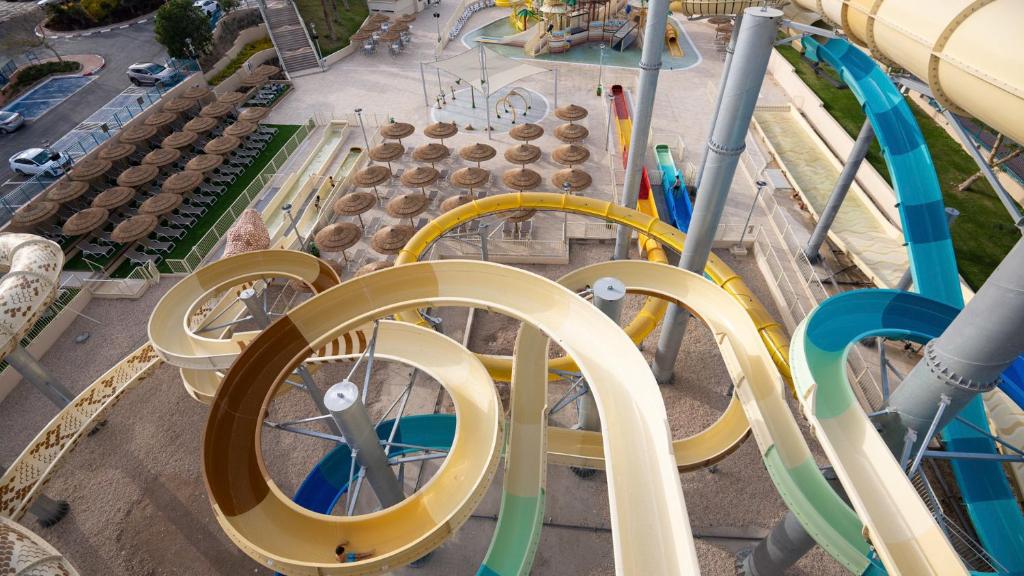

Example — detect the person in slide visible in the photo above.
[335,541,375,563]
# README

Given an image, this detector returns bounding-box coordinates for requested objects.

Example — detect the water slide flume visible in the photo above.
[0,234,64,360]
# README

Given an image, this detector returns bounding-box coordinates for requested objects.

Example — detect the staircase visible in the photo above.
[262,0,321,76]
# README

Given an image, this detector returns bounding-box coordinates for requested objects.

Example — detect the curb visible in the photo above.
[35,10,157,39]
[79,55,106,76]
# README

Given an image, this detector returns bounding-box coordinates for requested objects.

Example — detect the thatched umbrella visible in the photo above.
[451,167,489,196]
[162,130,199,150]
[386,193,428,226]
[139,192,183,216]
[371,224,415,255]
[240,73,268,88]
[314,222,360,262]
[369,12,390,23]
[399,165,438,196]
[200,102,234,118]
[182,85,211,100]
[116,164,159,188]
[355,260,393,276]
[252,64,281,78]
[380,30,401,43]
[423,121,458,145]
[117,124,157,146]
[143,147,181,168]
[440,194,473,213]
[162,170,204,195]
[354,164,391,199]
[184,116,219,134]
[62,207,109,236]
[397,13,416,22]
[509,123,544,142]
[12,201,60,227]
[555,123,589,143]
[217,91,247,105]
[68,158,112,182]
[204,135,241,155]
[223,209,270,258]
[505,208,536,235]
[502,167,541,191]
[224,120,256,138]
[412,143,449,167]
[369,142,404,173]
[351,30,374,43]
[554,103,588,124]
[91,186,136,210]
[163,97,197,114]
[504,143,541,166]
[144,111,178,128]
[389,21,410,33]
[552,167,592,193]
[459,143,496,167]
[360,22,380,33]
[44,179,89,204]
[111,214,158,243]
[238,107,270,122]
[552,144,590,168]
[380,121,415,144]
[334,191,376,228]
[99,141,136,162]
[186,154,224,174]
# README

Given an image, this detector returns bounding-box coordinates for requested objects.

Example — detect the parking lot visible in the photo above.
[3,75,95,120]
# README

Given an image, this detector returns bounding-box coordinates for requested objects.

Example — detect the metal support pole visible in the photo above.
[652,7,782,384]
[6,345,72,408]
[420,62,430,109]
[324,379,405,508]
[479,223,489,261]
[736,510,816,575]
[897,207,960,291]
[577,277,625,432]
[0,465,69,527]
[611,0,671,261]
[605,91,614,152]
[553,68,558,108]
[883,236,1024,454]
[907,394,949,477]
[803,120,875,261]
[695,12,743,192]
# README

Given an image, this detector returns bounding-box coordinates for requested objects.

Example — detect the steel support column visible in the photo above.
[694,12,743,192]
[5,345,72,408]
[577,277,625,431]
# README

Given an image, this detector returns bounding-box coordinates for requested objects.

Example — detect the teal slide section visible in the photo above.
[655,144,694,232]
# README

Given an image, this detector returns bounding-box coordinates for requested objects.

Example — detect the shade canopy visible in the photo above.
[144,111,178,127]
[200,102,234,118]
[397,13,416,22]
[334,191,376,216]
[240,73,267,88]
[389,21,410,32]
[223,209,270,258]
[111,214,158,243]
[163,97,197,113]
[143,147,181,167]
[116,164,159,188]
[509,123,544,141]
[506,208,537,223]
[118,124,157,145]
[451,167,489,189]
[369,142,404,162]
[351,30,373,42]
[504,143,541,165]
[91,186,136,210]
[502,167,541,191]
[440,193,473,212]
[224,121,257,138]
[204,135,241,155]
[12,201,59,226]
[252,64,281,78]
[552,144,590,167]
[315,222,361,252]
[552,168,592,192]
[424,121,458,141]
[399,165,439,189]
[371,224,415,254]
[186,154,224,173]
[354,164,391,187]
[380,122,415,141]
[412,143,450,164]
[217,91,247,105]
[554,103,588,122]
[368,13,389,23]
[380,30,400,42]
[62,207,109,236]
[44,179,89,203]
[432,46,549,97]
[182,85,211,100]
[99,141,136,162]
[68,158,112,181]
[355,260,393,276]
[554,123,589,143]
[459,143,496,165]
[162,131,199,149]
[162,170,204,194]
[386,193,428,221]
[139,192,183,216]
[184,116,219,133]
[238,107,269,122]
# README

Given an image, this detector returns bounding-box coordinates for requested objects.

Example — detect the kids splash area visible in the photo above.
[4,1,1024,575]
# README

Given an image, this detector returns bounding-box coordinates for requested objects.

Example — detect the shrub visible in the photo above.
[208,37,273,85]
[45,0,164,31]
[154,0,213,59]
[1,61,81,99]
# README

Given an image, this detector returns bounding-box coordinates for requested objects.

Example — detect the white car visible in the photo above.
[8,148,73,177]
[126,63,180,87]
[0,111,24,134]
[194,0,220,17]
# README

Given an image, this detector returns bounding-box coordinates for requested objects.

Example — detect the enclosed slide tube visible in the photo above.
[0,234,63,359]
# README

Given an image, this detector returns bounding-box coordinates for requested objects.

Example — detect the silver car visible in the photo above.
[8,148,72,177]
[0,111,24,134]
[127,62,180,87]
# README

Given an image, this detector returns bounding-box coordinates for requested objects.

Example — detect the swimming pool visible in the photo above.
[3,75,94,121]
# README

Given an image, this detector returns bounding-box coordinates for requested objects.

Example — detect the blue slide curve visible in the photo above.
[655,144,694,232]
[801,37,1024,574]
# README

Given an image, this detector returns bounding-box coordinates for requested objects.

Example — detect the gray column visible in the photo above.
[6,345,72,408]
[694,12,743,192]
[578,277,625,431]
[324,380,405,508]
[652,7,782,384]
[883,236,1024,454]
[611,0,671,261]
[736,511,816,575]
[895,207,960,291]
[803,120,875,262]
[0,465,69,527]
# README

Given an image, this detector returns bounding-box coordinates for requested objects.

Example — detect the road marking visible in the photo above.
[120,24,129,28]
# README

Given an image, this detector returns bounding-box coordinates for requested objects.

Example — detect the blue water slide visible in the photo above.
[654,144,694,232]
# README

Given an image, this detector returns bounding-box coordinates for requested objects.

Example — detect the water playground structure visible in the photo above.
[2,0,1024,575]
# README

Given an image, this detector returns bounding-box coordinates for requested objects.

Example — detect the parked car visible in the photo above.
[193,0,220,16]
[8,148,72,177]
[126,62,180,87]
[0,111,24,134]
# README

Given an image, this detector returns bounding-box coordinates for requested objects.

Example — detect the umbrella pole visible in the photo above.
[357,213,365,228]
[341,251,349,263]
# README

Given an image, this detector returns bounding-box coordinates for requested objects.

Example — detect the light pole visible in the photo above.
[434,12,441,44]
[354,108,371,154]
[605,90,614,151]
[597,43,606,96]
[282,203,307,250]
[732,179,766,254]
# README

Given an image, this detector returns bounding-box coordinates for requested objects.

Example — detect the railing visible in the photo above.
[0,282,82,372]
[163,120,314,273]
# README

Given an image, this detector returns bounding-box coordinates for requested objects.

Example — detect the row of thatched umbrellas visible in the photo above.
[350,12,414,45]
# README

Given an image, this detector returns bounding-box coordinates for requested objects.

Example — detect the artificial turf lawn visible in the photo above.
[776,44,1018,290]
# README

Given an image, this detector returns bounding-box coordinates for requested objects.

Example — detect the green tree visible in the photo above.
[217,0,239,13]
[154,0,213,59]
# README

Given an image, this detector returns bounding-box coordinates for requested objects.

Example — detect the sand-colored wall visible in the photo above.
[211,48,279,95]
[204,25,270,83]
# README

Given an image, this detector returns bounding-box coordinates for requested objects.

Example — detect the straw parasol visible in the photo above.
[186,154,224,173]
[380,30,400,43]
[117,124,157,145]
[240,73,267,88]
[354,164,391,199]
[397,13,416,22]
[144,111,178,128]
[253,64,281,78]
[68,158,112,181]
[386,193,428,226]
[552,167,592,192]
[99,141,136,162]
[334,191,376,228]
[459,143,496,167]
[423,121,458,145]
[162,130,199,150]
[371,224,415,255]
[360,22,380,33]
[351,30,373,42]
[62,207,109,236]
[504,143,541,166]
[399,165,438,196]
[314,222,360,262]
[554,123,589,143]
[509,123,544,142]
[502,167,541,191]
[184,116,219,133]
[204,135,241,155]
[217,91,247,105]
[116,164,159,188]
[389,21,409,32]
[552,144,590,167]
[380,121,415,144]
[12,201,59,227]
[44,179,89,204]
[163,97,197,114]
[139,192,183,216]
[143,147,181,167]
[224,120,256,138]
[451,167,489,195]
[111,214,158,243]
[554,103,588,123]
[505,208,536,235]
[412,143,450,167]
[162,170,204,194]
[440,193,473,213]
[238,107,270,122]
[355,260,393,276]
[223,209,270,258]
[182,85,211,100]
[92,186,135,210]
[369,12,390,23]
[369,142,404,173]
[200,102,234,118]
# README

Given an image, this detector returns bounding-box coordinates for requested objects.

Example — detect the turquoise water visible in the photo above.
[463,17,699,70]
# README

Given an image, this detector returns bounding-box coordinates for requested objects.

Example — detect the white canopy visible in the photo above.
[430,46,550,96]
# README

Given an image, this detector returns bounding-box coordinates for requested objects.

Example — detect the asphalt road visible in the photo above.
[0,21,169,192]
